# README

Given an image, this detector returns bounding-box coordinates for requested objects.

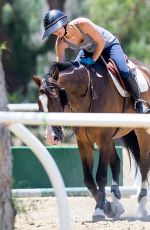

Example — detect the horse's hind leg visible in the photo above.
[136,130,150,217]
[138,154,150,217]
[137,152,150,217]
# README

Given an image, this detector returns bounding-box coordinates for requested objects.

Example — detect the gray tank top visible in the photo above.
[63,24,119,53]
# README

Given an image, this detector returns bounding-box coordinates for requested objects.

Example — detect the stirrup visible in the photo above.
[135,99,150,113]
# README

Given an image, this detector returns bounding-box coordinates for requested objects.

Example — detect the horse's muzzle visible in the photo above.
[46,126,64,145]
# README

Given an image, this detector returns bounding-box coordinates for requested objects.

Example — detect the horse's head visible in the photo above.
[33,63,69,145]
[33,61,92,143]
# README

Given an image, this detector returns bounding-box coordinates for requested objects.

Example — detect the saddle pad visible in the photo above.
[128,60,148,93]
[109,60,149,98]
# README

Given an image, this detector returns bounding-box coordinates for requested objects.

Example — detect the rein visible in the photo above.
[69,67,97,151]
[85,68,96,113]
[70,67,95,113]
[83,68,98,151]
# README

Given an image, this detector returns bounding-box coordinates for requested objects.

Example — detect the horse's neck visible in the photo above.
[58,66,89,95]
[58,66,90,112]
[58,63,119,113]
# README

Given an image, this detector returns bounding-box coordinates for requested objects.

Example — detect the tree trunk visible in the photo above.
[0,52,15,230]
[46,0,65,10]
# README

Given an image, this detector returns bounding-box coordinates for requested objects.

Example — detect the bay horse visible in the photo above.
[33,59,150,221]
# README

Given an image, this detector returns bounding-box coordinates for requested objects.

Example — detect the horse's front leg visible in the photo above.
[77,139,99,202]
[93,141,111,221]
[92,145,108,221]
[95,140,124,220]
[109,145,125,218]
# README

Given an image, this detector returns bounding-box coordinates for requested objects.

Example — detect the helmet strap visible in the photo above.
[63,24,68,37]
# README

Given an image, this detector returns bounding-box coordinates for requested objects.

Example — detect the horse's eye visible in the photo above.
[40,89,45,94]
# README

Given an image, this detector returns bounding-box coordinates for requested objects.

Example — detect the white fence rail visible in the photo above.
[8,103,38,111]
[8,123,70,230]
[12,186,139,198]
[1,111,150,128]
[3,107,150,229]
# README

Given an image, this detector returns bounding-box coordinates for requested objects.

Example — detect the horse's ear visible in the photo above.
[32,75,41,86]
[51,65,59,81]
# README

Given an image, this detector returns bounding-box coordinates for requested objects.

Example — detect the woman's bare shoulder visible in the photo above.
[70,18,97,33]
[70,17,92,25]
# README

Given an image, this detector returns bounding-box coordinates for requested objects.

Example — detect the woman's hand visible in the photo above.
[80,57,95,65]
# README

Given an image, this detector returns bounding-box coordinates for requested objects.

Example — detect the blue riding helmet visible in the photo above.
[42,9,68,40]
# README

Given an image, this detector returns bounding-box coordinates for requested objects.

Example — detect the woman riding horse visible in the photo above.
[33,60,150,220]
[42,9,148,113]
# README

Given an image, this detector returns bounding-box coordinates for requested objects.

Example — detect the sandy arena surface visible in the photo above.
[14,196,150,230]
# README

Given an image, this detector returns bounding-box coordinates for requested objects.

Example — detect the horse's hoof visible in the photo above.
[137,195,148,218]
[137,209,148,218]
[112,203,125,218]
[92,208,105,222]
[103,201,117,218]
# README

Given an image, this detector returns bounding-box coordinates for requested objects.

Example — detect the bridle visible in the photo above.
[40,67,96,149]
[40,77,68,112]
[39,78,65,139]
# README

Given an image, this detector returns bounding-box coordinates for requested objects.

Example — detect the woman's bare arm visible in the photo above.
[55,38,68,62]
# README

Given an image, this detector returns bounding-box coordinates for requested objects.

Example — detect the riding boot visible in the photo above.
[123,71,149,113]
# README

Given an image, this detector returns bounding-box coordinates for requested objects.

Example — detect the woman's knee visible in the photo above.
[119,68,130,79]
[112,57,129,79]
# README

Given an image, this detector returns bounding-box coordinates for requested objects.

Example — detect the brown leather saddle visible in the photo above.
[106,55,131,90]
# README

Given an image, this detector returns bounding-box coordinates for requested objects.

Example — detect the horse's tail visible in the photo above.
[121,130,140,177]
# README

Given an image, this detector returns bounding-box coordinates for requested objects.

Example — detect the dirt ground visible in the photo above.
[14,196,150,230]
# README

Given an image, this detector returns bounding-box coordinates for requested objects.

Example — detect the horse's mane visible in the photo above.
[43,61,79,79]
[51,62,75,71]
[42,62,76,107]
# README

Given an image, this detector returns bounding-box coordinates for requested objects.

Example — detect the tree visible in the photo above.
[0,50,15,229]
[0,0,66,101]
[47,0,65,10]
[1,0,43,95]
